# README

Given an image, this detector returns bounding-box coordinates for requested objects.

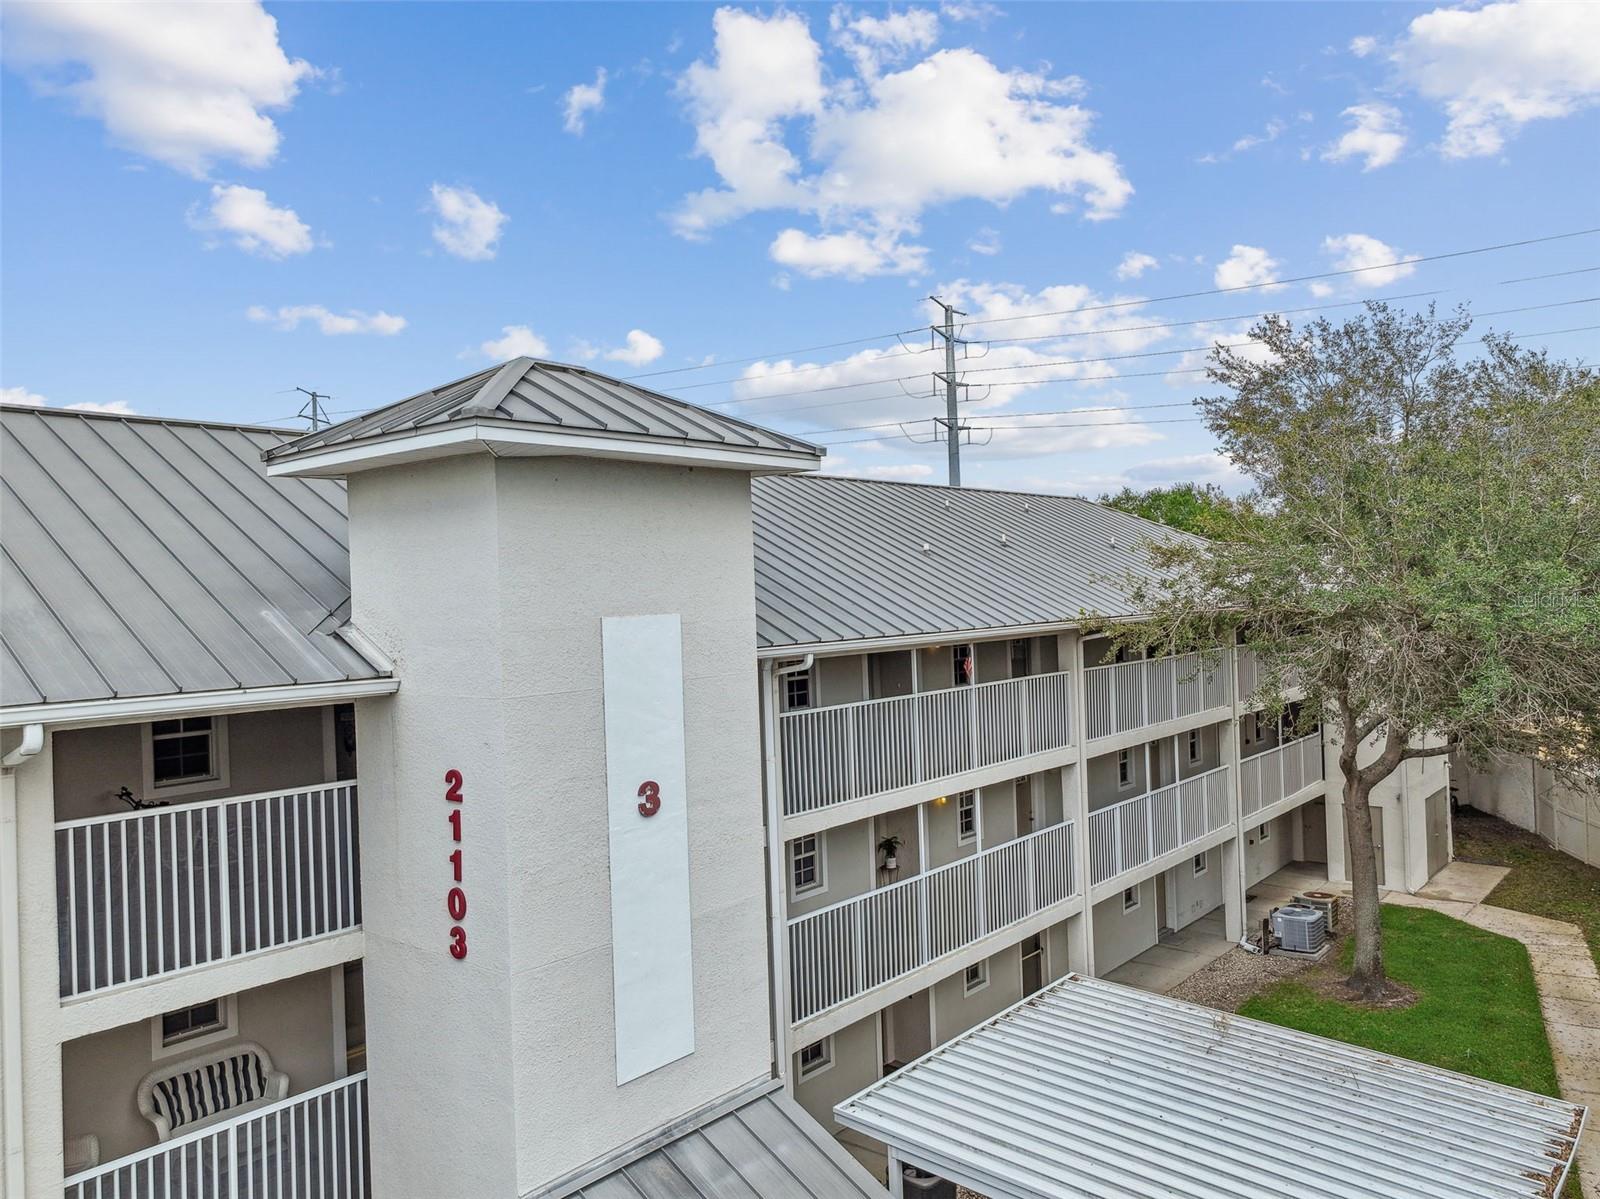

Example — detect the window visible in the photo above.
[798,1037,832,1079]
[145,716,228,794]
[783,671,812,711]
[1122,886,1140,913]
[1117,748,1134,788]
[963,960,989,995]
[790,834,823,895]
[1187,729,1201,765]
[1257,822,1272,842]
[956,791,977,844]
[1193,853,1208,877]
[152,996,236,1058]
[952,644,974,685]
[1009,638,1030,678]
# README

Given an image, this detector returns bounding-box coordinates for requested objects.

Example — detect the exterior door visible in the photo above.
[1021,933,1045,995]
[1015,777,1035,835]
[1426,788,1450,879]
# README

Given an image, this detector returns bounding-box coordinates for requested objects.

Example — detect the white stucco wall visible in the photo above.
[1090,882,1157,974]
[931,945,1022,1045]
[348,453,773,1197]
[1244,812,1293,886]
[1170,848,1223,930]
[793,1012,877,1137]
[1461,753,1600,869]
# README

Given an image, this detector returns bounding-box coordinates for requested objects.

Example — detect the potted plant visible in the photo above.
[878,834,903,871]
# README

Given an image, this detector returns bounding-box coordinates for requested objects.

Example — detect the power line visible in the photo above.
[622,226,1600,385]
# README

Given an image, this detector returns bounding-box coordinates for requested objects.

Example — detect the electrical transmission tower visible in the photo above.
[295,387,332,431]
[929,296,975,486]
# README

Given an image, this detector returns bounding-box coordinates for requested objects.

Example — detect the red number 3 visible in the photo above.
[449,926,467,959]
[637,780,661,817]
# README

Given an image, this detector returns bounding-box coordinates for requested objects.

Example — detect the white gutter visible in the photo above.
[1,675,400,732]
[753,616,1160,660]
[763,655,811,1089]
[0,724,41,1198]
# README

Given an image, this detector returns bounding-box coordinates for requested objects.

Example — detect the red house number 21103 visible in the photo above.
[445,769,467,959]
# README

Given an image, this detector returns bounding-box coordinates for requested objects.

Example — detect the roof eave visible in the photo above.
[1,675,400,732]
[266,420,823,479]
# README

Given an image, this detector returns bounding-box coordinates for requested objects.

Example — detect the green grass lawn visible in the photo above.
[1239,904,1581,1197]
[1453,805,1600,974]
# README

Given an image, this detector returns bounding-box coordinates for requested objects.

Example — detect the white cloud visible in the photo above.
[428,184,507,261]
[2,385,135,414]
[1125,452,1244,488]
[1348,35,1379,59]
[478,325,550,359]
[830,7,940,79]
[1388,0,1600,158]
[1308,233,1420,297]
[563,68,607,135]
[604,329,665,366]
[1322,103,1406,171]
[1232,118,1286,154]
[1213,245,1284,292]
[673,9,1130,274]
[853,463,937,481]
[3,0,314,176]
[967,407,1165,459]
[187,183,314,257]
[1115,251,1158,280]
[246,305,406,336]
[769,227,928,278]
[968,227,1002,256]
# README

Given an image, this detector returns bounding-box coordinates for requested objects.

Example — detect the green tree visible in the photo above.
[1106,304,1600,999]
[1098,482,1238,537]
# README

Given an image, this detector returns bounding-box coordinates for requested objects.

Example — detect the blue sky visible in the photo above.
[4,1,1597,495]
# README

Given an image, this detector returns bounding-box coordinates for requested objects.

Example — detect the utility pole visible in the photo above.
[929,296,969,487]
[295,387,332,431]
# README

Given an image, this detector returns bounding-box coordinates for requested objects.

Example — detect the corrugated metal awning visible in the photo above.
[836,974,1586,1199]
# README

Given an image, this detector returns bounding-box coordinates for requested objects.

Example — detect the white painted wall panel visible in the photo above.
[602,614,695,1084]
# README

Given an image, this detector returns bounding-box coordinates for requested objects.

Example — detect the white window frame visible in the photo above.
[1193,852,1208,878]
[1122,885,1141,913]
[963,960,989,996]
[798,1036,833,1080]
[1117,748,1135,790]
[151,994,238,1060]
[790,834,825,898]
[142,715,230,799]
[956,791,977,845]
[1257,822,1272,842]
[783,669,813,712]
[1187,728,1202,765]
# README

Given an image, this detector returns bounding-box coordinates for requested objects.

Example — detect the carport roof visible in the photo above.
[836,973,1586,1199]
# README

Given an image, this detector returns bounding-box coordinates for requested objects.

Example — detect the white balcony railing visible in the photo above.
[787,821,1076,1022]
[1236,648,1305,705]
[63,1073,369,1199]
[1087,764,1232,887]
[779,671,1073,816]
[1240,732,1325,819]
[1083,651,1230,742]
[55,782,361,1000]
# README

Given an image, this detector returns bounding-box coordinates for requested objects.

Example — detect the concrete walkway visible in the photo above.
[1387,863,1599,1198]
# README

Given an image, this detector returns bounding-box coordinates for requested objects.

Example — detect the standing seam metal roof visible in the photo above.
[1,405,381,709]
[835,973,1586,1199]
[264,358,822,461]
[541,1084,885,1198]
[750,474,1193,649]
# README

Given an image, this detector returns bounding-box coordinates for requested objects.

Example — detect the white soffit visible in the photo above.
[836,973,1586,1199]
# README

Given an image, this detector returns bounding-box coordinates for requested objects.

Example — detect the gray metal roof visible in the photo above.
[752,474,1192,650]
[540,1082,885,1198]
[0,405,384,711]
[836,973,1587,1199]
[264,358,822,467]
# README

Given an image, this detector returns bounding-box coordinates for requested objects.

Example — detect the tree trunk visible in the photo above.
[1341,772,1387,999]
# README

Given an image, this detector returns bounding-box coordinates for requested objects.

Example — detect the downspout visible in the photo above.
[762,656,811,1090]
[1,724,43,1199]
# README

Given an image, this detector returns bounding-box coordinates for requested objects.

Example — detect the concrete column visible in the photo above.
[1221,837,1245,941]
[1062,632,1094,977]
[1220,646,1247,941]
[1323,732,1348,884]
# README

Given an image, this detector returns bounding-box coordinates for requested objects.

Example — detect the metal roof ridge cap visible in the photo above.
[467,357,537,417]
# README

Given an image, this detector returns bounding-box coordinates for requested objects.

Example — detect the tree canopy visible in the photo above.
[1097,482,1238,538]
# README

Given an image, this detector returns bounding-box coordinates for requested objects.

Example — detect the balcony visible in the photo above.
[787,821,1077,1023]
[55,783,361,1000]
[62,1073,369,1199]
[1236,648,1305,706]
[1083,651,1230,743]
[1087,764,1231,889]
[778,671,1073,817]
[1240,732,1325,819]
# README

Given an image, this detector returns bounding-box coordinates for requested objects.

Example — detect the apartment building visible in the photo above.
[0,358,1475,1199]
